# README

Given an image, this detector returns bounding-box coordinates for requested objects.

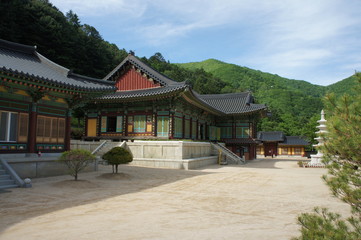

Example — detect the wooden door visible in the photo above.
[87,119,97,137]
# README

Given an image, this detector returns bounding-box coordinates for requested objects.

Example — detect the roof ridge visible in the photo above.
[199,91,250,97]
[104,54,183,86]
[36,52,69,77]
[69,72,115,86]
[0,39,36,55]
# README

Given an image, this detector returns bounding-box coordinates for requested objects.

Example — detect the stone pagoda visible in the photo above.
[308,110,327,167]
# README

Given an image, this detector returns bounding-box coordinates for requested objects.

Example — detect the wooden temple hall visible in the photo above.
[0,39,267,160]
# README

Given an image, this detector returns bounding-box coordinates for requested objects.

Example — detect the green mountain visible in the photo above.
[326,75,358,96]
[177,59,356,143]
[178,59,326,96]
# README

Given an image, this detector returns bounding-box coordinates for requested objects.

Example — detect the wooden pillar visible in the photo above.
[84,113,88,137]
[196,120,199,140]
[153,112,157,137]
[169,111,174,139]
[189,118,193,139]
[28,103,37,153]
[124,110,128,136]
[232,118,236,139]
[182,115,185,139]
[65,110,72,151]
[152,102,157,137]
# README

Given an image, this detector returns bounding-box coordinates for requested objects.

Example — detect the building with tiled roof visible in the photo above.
[0,39,115,153]
[85,54,267,160]
[257,131,309,157]
[0,37,267,160]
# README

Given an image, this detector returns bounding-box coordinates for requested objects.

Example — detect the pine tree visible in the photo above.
[293,73,361,239]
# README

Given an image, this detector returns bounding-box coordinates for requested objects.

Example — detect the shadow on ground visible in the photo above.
[0,164,211,233]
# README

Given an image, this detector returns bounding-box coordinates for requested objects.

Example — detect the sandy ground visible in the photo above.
[0,159,350,240]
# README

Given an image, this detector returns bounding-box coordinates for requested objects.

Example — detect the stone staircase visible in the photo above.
[211,142,245,164]
[0,162,19,190]
[92,140,126,164]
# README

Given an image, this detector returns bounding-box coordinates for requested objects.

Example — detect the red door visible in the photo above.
[264,142,278,157]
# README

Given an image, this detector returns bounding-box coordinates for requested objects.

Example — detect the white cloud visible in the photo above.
[50,0,146,17]
[49,0,361,85]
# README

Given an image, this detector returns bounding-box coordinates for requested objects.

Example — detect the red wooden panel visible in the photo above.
[115,68,161,91]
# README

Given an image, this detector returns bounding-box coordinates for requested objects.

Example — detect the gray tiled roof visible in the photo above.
[0,39,115,92]
[257,131,285,141]
[197,92,266,115]
[98,83,188,100]
[102,52,266,115]
[224,138,258,144]
[257,132,309,145]
[280,136,309,146]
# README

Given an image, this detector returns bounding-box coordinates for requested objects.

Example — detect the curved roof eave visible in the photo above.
[180,88,224,116]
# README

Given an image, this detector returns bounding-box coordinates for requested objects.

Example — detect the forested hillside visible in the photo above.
[0,0,128,78]
[0,0,356,145]
[326,75,358,96]
[178,59,328,142]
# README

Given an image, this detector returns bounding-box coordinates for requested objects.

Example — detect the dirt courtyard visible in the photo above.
[0,159,350,240]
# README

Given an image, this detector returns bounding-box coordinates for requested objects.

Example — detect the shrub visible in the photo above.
[102,147,133,173]
[58,149,95,180]
[71,128,84,139]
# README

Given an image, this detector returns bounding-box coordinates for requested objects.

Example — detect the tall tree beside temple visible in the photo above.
[293,73,361,239]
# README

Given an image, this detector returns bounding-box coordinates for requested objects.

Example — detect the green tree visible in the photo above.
[293,73,361,239]
[102,147,133,174]
[58,149,96,181]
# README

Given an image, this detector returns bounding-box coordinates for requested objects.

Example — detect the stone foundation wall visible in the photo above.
[126,141,217,170]
[126,141,213,160]
[1,154,97,179]
[70,140,103,152]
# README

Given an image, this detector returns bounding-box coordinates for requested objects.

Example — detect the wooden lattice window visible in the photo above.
[221,127,232,138]
[0,111,19,142]
[134,115,146,133]
[174,117,183,138]
[236,127,250,138]
[192,120,197,139]
[37,116,65,143]
[51,118,58,143]
[18,113,28,142]
[294,147,302,155]
[157,116,169,137]
[58,118,65,139]
[184,119,190,139]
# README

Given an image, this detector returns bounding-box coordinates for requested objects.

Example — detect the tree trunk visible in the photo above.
[115,164,118,173]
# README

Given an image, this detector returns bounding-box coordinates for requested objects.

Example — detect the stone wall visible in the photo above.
[126,141,217,170]
[70,140,103,152]
[1,153,97,179]
[127,141,212,160]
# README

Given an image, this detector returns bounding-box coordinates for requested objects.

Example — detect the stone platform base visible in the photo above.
[1,154,97,179]
[131,156,218,170]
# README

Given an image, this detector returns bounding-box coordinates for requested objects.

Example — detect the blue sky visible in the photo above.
[50,0,361,86]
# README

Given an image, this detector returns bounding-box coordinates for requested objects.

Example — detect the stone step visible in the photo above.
[0,184,19,190]
[0,179,16,186]
[0,174,11,180]
[0,169,6,175]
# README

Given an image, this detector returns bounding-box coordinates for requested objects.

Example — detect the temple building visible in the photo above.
[85,54,267,160]
[256,131,309,157]
[0,39,115,154]
[0,39,267,161]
